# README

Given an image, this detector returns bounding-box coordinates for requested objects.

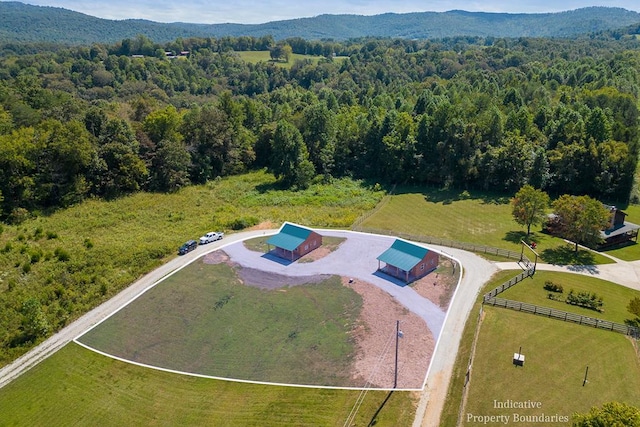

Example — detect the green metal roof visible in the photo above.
[266,223,314,251]
[377,239,429,272]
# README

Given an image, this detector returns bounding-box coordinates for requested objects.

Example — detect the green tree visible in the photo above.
[628,297,640,327]
[551,194,610,252]
[269,120,315,189]
[142,105,182,145]
[572,401,640,426]
[511,185,550,236]
[301,102,336,180]
[21,298,50,342]
[270,43,292,62]
[150,139,191,192]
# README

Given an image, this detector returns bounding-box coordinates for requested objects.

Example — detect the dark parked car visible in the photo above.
[178,240,198,255]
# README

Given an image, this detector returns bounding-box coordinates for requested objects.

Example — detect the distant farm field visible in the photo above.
[235,51,348,68]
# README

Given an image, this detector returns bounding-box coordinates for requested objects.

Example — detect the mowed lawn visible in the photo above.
[78,260,363,387]
[0,343,417,427]
[498,270,640,324]
[462,307,640,426]
[359,187,622,264]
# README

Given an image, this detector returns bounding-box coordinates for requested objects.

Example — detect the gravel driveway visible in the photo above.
[223,229,446,336]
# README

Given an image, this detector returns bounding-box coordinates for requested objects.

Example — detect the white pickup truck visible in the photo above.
[199,231,224,244]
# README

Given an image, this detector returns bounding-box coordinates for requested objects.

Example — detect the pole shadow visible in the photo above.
[368,390,395,426]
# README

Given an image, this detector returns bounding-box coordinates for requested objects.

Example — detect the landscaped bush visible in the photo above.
[544,280,564,293]
[566,289,603,312]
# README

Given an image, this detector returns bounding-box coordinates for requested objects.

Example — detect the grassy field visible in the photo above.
[78,260,363,386]
[358,186,621,265]
[462,308,640,425]
[440,270,640,426]
[0,170,383,366]
[235,51,348,69]
[3,174,640,425]
[499,270,640,324]
[0,343,418,426]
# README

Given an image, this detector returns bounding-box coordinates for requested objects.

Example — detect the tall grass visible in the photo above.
[0,170,384,367]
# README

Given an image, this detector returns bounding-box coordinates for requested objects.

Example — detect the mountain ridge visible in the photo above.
[1,2,639,44]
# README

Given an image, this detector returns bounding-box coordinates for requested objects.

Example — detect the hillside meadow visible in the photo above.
[3,173,640,425]
[0,170,384,366]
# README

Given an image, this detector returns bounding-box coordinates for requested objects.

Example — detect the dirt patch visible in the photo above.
[246,221,278,231]
[297,245,333,263]
[203,249,433,388]
[345,277,433,389]
[203,251,230,265]
[411,258,459,310]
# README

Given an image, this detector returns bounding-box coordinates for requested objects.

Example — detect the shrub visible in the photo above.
[84,238,94,249]
[54,248,71,262]
[227,216,259,230]
[46,231,58,239]
[543,280,564,293]
[30,250,41,264]
[33,227,44,239]
[566,289,603,312]
[9,207,30,225]
[22,262,31,274]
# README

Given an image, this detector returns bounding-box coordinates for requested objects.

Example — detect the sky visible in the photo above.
[8,0,640,24]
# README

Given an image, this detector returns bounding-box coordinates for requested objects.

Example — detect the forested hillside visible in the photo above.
[1,34,640,223]
[1,31,640,366]
[1,2,640,43]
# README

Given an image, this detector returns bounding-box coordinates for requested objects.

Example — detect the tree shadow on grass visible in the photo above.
[391,185,509,205]
[503,231,543,246]
[540,245,596,267]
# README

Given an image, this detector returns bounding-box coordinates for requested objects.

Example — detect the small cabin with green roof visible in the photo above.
[377,239,438,283]
[266,223,323,261]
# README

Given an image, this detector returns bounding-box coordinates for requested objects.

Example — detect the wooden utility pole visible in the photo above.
[394,320,399,388]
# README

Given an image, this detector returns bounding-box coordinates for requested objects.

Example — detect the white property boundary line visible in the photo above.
[72,227,457,392]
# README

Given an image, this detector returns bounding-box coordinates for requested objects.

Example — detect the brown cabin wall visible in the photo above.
[294,232,323,258]
[409,251,439,280]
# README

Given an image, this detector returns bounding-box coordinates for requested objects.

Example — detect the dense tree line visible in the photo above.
[1,35,640,222]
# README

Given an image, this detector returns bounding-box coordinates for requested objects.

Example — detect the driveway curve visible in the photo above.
[12,227,610,427]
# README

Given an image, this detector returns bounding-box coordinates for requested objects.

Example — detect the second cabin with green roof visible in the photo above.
[266,222,323,261]
[377,239,439,283]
